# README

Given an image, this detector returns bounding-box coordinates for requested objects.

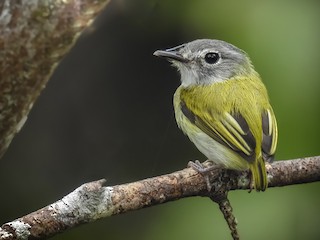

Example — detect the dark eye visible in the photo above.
[204,52,220,64]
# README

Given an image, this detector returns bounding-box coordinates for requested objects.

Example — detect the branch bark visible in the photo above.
[0,0,110,159]
[0,156,319,240]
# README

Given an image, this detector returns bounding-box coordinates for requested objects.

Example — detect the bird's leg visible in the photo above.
[248,170,254,193]
[188,160,219,191]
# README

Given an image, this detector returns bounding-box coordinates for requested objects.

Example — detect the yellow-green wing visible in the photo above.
[180,100,257,163]
[261,109,278,162]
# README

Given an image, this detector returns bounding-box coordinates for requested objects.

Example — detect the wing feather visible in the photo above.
[262,109,278,162]
[180,100,256,163]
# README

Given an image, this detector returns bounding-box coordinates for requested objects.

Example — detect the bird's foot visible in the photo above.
[188,160,219,191]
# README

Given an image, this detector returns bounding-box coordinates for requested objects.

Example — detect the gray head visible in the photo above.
[154,39,256,86]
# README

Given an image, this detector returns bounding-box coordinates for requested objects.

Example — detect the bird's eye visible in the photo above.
[204,52,220,64]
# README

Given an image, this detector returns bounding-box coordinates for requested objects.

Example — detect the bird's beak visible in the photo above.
[153,45,189,63]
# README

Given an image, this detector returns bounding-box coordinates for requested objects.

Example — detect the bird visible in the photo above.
[154,39,278,191]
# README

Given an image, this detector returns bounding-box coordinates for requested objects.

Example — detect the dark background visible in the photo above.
[1,0,320,239]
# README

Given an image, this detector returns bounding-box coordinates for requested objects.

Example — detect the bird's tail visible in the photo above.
[250,158,268,191]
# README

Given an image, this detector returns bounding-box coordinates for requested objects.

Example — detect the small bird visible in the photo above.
[154,39,278,191]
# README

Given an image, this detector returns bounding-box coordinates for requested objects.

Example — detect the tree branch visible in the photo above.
[0,156,319,240]
[0,0,110,159]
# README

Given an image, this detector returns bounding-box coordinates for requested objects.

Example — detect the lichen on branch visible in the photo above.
[0,157,319,240]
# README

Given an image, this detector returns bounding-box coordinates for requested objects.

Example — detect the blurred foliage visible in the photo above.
[0,0,319,239]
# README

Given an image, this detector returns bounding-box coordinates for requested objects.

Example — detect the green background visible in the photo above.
[1,0,319,239]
